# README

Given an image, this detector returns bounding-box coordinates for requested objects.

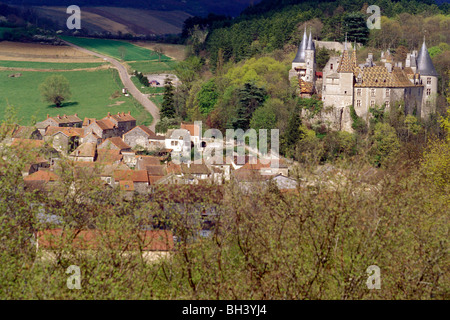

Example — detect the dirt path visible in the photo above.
[60,39,160,131]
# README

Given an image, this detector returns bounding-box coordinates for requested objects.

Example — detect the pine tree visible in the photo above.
[161,77,176,119]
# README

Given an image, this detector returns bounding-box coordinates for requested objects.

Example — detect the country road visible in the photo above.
[60,40,160,131]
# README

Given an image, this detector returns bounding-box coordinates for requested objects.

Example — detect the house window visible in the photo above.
[356,100,361,107]
[427,77,431,85]
[106,177,111,184]
[370,100,375,107]
[371,89,376,97]
[386,89,390,97]
[171,141,178,146]
[357,89,362,96]
[426,88,431,96]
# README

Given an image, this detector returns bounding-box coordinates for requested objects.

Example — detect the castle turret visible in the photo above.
[293,27,308,65]
[305,29,316,83]
[417,38,438,117]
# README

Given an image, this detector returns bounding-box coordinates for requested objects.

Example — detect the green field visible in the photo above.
[0,69,152,126]
[60,36,171,62]
[149,95,164,109]
[128,60,178,74]
[0,60,107,70]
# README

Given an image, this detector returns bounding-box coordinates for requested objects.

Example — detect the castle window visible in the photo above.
[386,89,390,97]
[385,101,390,108]
[356,100,361,107]
[357,89,361,96]
[371,89,376,97]
[426,88,431,96]
[330,64,333,70]
[370,100,375,107]
[427,77,431,85]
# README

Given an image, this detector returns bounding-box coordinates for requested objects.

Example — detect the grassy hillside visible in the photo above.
[0,68,152,125]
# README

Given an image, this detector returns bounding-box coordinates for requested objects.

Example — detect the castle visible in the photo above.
[289,28,438,131]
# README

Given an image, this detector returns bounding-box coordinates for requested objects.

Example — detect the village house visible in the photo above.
[113,169,149,194]
[102,111,137,137]
[68,142,97,162]
[36,114,82,135]
[123,125,157,150]
[44,126,84,155]
[81,131,102,145]
[35,229,174,264]
[24,170,60,192]
[83,118,117,140]
[96,149,123,165]
[180,163,212,184]
[11,126,43,141]
[98,137,132,153]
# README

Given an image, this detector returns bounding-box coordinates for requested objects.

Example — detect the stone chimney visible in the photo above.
[406,53,411,68]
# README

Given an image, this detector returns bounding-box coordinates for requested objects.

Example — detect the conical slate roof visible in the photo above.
[306,30,314,50]
[416,40,438,77]
[293,27,308,63]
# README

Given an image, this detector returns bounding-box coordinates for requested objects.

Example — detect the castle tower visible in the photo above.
[305,29,316,83]
[290,26,315,97]
[289,27,308,81]
[416,38,438,117]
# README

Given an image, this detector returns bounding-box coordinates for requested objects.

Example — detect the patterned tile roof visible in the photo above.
[354,66,417,88]
[337,49,353,73]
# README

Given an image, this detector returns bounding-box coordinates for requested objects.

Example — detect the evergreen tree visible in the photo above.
[161,77,176,119]
[231,82,266,130]
[342,12,370,45]
[281,107,304,156]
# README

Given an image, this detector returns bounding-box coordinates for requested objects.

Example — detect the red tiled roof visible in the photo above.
[125,125,155,137]
[97,149,123,163]
[166,161,181,174]
[114,170,149,183]
[145,165,166,176]
[104,111,136,123]
[36,229,174,251]
[45,126,84,137]
[11,138,44,149]
[181,122,200,137]
[49,114,82,124]
[70,142,97,158]
[120,180,135,191]
[99,137,131,151]
[24,170,59,182]
[95,119,116,130]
